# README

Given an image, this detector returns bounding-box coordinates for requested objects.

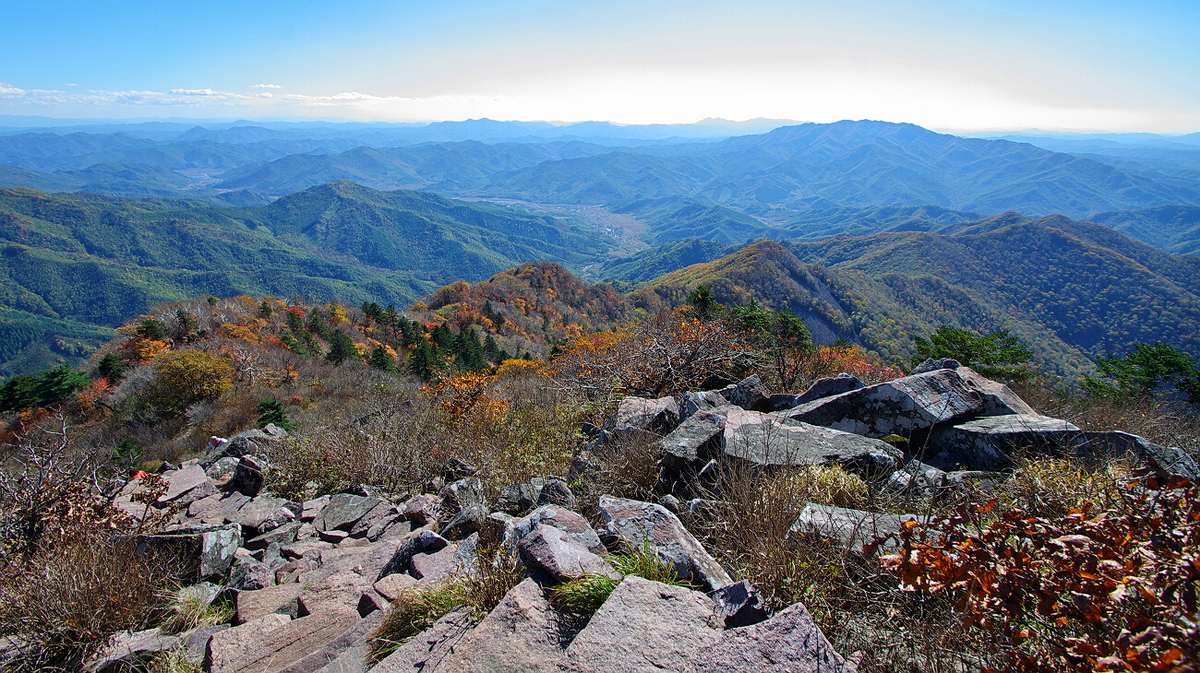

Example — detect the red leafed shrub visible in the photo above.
[876,465,1199,672]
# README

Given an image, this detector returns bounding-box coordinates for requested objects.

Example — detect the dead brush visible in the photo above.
[0,533,187,671]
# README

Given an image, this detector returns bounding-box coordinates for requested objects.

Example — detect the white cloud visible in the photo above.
[250,84,282,89]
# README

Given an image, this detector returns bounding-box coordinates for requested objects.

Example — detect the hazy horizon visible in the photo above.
[4,0,1199,133]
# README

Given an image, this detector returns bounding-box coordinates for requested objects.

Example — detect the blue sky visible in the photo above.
[2,0,1198,132]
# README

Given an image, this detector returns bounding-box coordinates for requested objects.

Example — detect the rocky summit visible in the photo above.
[72,360,1198,673]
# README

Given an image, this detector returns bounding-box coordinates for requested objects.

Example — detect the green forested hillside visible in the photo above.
[1087,205,1200,255]
[0,184,617,375]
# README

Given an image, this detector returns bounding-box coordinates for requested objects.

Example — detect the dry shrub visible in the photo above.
[995,456,1131,519]
[878,467,1200,672]
[0,533,186,671]
[544,310,754,401]
[1013,380,1200,460]
[571,431,662,515]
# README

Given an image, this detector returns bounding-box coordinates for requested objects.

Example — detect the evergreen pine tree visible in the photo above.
[368,345,396,371]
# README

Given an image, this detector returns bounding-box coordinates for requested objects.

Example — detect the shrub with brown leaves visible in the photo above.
[875,465,1199,672]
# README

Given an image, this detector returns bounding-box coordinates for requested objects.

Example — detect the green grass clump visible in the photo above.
[550,542,693,614]
[368,583,471,661]
[158,585,234,634]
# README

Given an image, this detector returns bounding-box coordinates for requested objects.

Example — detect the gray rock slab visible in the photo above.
[535,479,577,510]
[207,613,292,671]
[409,544,458,583]
[679,390,728,423]
[723,408,904,477]
[349,500,401,539]
[793,374,866,406]
[210,608,360,673]
[86,628,179,673]
[598,496,732,591]
[316,494,382,533]
[247,521,303,550]
[302,496,330,522]
[566,576,721,673]
[789,503,928,552]
[440,478,486,518]
[439,503,487,541]
[377,530,449,580]
[373,573,417,601]
[604,395,680,435]
[158,464,212,504]
[708,580,769,628]
[229,558,275,591]
[781,366,1036,438]
[279,611,384,673]
[370,606,476,673]
[716,374,770,411]
[658,409,728,494]
[693,600,852,673]
[236,583,306,624]
[925,413,1083,471]
[229,496,299,535]
[495,483,540,516]
[518,524,617,585]
[512,505,605,554]
[437,578,573,673]
[188,491,251,525]
[230,454,268,497]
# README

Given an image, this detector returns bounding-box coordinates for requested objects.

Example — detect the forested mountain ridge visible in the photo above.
[0,183,617,375]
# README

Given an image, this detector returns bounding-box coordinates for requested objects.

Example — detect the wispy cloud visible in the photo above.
[250,84,282,89]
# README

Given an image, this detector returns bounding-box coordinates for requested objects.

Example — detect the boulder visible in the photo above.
[780,366,1036,439]
[370,607,475,673]
[302,496,330,522]
[881,461,947,497]
[230,455,267,497]
[511,505,605,554]
[440,478,486,518]
[376,530,449,581]
[206,456,242,481]
[368,518,412,542]
[693,600,852,672]
[402,494,442,526]
[158,464,216,505]
[789,503,927,552]
[189,492,251,525]
[679,390,729,423]
[408,545,458,583]
[924,414,1083,471]
[708,580,769,628]
[296,572,381,617]
[235,583,305,624]
[246,521,303,550]
[349,501,402,540]
[437,579,573,673]
[373,573,417,601]
[208,608,361,673]
[715,374,771,411]
[598,496,732,591]
[495,483,540,515]
[604,396,681,435]
[518,524,617,584]
[315,494,382,533]
[566,576,722,673]
[438,503,487,541]
[207,613,293,670]
[442,457,478,482]
[229,558,274,591]
[782,374,866,410]
[658,409,727,495]
[136,523,242,581]
[228,496,300,535]
[1083,431,1200,481]
[534,479,577,509]
[278,611,384,673]
[86,628,180,672]
[722,408,904,477]
[910,358,962,375]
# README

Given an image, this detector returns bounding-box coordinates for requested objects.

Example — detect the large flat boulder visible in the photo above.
[598,496,732,591]
[780,366,1035,439]
[189,492,251,525]
[236,584,305,624]
[604,396,680,435]
[207,613,292,672]
[722,408,903,476]
[370,606,475,673]
[924,414,1083,471]
[693,600,851,672]
[279,611,384,673]
[209,608,361,673]
[158,464,216,506]
[437,579,573,672]
[566,576,722,673]
[229,496,300,535]
[518,525,617,585]
[315,494,383,533]
[789,503,927,552]
[512,505,605,554]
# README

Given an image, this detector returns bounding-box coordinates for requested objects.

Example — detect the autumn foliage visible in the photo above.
[875,464,1199,672]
